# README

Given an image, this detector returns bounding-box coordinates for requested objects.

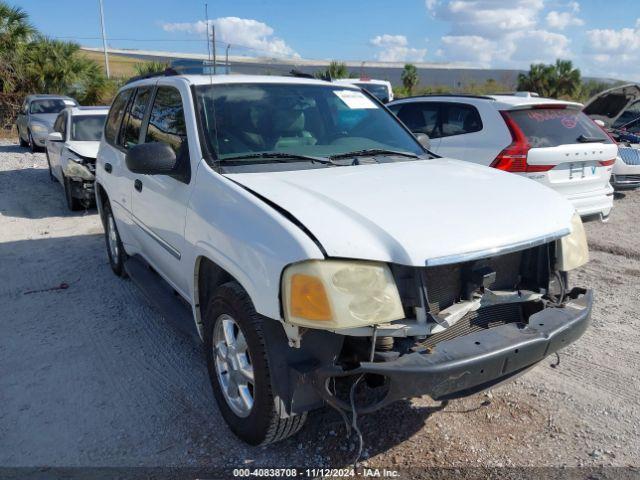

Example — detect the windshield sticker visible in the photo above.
[334,90,378,109]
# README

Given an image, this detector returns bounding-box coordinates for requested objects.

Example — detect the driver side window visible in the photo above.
[144,86,188,155]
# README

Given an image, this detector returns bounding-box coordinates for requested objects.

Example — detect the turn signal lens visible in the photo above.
[556,212,589,271]
[289,274,332,321]
[282,260,404,329]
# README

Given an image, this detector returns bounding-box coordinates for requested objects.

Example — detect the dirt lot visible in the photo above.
[1,140,639,472]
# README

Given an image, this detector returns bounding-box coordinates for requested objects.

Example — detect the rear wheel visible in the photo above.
[103,202,127,277]
[63,175,82,211]
[204,282,306,445]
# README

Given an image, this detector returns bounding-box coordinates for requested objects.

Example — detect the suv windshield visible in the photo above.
[30,99,68,114]
[506,108,613,148]
[194,83,423,166]
[71,115,107,141]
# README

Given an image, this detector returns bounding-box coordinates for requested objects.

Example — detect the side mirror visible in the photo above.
[594,119,606,128]
[126,142,177,176]
[47,132,63,142]
[415,132,431,150]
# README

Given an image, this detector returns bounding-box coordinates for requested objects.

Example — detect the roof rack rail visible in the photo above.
[125,67,180,85]
[396,93,496,101]
[289,69,317,80]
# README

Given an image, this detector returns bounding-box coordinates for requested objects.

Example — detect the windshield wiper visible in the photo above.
[577,134,607,143]
[329,148,421,160]
[218,152,336,165]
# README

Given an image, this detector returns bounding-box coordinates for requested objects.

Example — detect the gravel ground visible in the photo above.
[1,140,639,472]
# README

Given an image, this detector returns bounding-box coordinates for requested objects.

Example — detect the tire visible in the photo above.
[45,151,56,182]
[18,131,28,147]
[204,281,306,445]
[103,202,127,277]
[28,130,38,153]
[63,175,82,211]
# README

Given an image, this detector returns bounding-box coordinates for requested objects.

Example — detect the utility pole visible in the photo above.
[98,0,110,79]
[211,21,217,74]
[225,43,230,74]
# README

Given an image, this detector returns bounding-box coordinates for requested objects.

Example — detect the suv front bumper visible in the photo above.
[312,289,592,413]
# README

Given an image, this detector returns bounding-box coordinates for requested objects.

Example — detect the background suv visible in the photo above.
[16,94,78,152]
[388,93,617,221]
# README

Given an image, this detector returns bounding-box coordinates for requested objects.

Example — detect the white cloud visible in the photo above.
[582,22,640,79]
[438,35,495,66]
[370,34,427,62]
[161,17,298,58]
[431,0,545,38]
[546,11,584,30]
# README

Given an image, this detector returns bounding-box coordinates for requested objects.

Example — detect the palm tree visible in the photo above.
[315,60,350,80]
[133,60,170,77]
[517,63,555,97]
[401,64,419,95]
[0,1,35,92]
[552,59,581,98]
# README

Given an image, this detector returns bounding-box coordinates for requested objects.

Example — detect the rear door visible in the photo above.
[506,107,617,198]
[389,101,442,152]
[436,102,498,164]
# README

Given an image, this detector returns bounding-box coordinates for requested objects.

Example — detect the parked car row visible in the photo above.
[17,74,638,446]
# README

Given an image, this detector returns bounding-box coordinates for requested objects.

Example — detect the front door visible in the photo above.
[47,111,67,181]
[130,85,192,296]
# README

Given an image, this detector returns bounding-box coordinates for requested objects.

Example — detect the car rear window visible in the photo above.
[506,108,613,148]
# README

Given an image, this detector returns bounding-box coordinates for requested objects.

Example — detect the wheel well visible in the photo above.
[95,183,109,228]
[196,257,235,326]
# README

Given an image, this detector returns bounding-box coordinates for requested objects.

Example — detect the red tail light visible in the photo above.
[598,159,615,166]
[490,111,554,173]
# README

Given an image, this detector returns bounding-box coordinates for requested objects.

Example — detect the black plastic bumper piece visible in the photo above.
[312,290,592,413]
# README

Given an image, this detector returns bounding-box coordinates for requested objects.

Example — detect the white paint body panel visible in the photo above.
[226,159,575,266]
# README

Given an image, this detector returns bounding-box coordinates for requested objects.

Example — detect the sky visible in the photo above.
[15,0,640,80]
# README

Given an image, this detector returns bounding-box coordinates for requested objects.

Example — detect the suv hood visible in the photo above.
[226,159,574,266]
[583,83,640,127]
[66,141,100,159]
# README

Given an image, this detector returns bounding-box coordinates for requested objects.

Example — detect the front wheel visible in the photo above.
[204,282,306,445]
[103,202,127,277]
[63,175,82,211]
[28,130,38,153]
[18,130,28,147]
[46,151,56,182]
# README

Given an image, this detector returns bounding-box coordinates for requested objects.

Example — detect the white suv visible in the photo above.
[388,94,617,221]
[96,74,592,445]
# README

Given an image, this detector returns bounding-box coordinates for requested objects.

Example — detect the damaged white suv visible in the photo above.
[95,73,592,445]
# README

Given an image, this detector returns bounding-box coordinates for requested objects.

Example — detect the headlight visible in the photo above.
[63,154,94,181]
[31,123,48,134]
[282,260,404,329]
[556,212,589,271]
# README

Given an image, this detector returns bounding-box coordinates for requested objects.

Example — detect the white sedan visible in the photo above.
[45,106,109,210]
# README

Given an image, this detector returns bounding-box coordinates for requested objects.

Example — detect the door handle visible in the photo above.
[104,162,112,173]
[134,179,143,192]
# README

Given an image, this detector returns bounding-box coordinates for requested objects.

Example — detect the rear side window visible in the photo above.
[506,108,613,148]
[393,103,439,137]
[120,87,152,148]
[105,89,133,145]
[440,103,482,137]
[145,86,187,153]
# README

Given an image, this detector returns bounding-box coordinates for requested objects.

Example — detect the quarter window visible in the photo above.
[120,87,152,148]
[145,87,188,154]
[104,89,133,145]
